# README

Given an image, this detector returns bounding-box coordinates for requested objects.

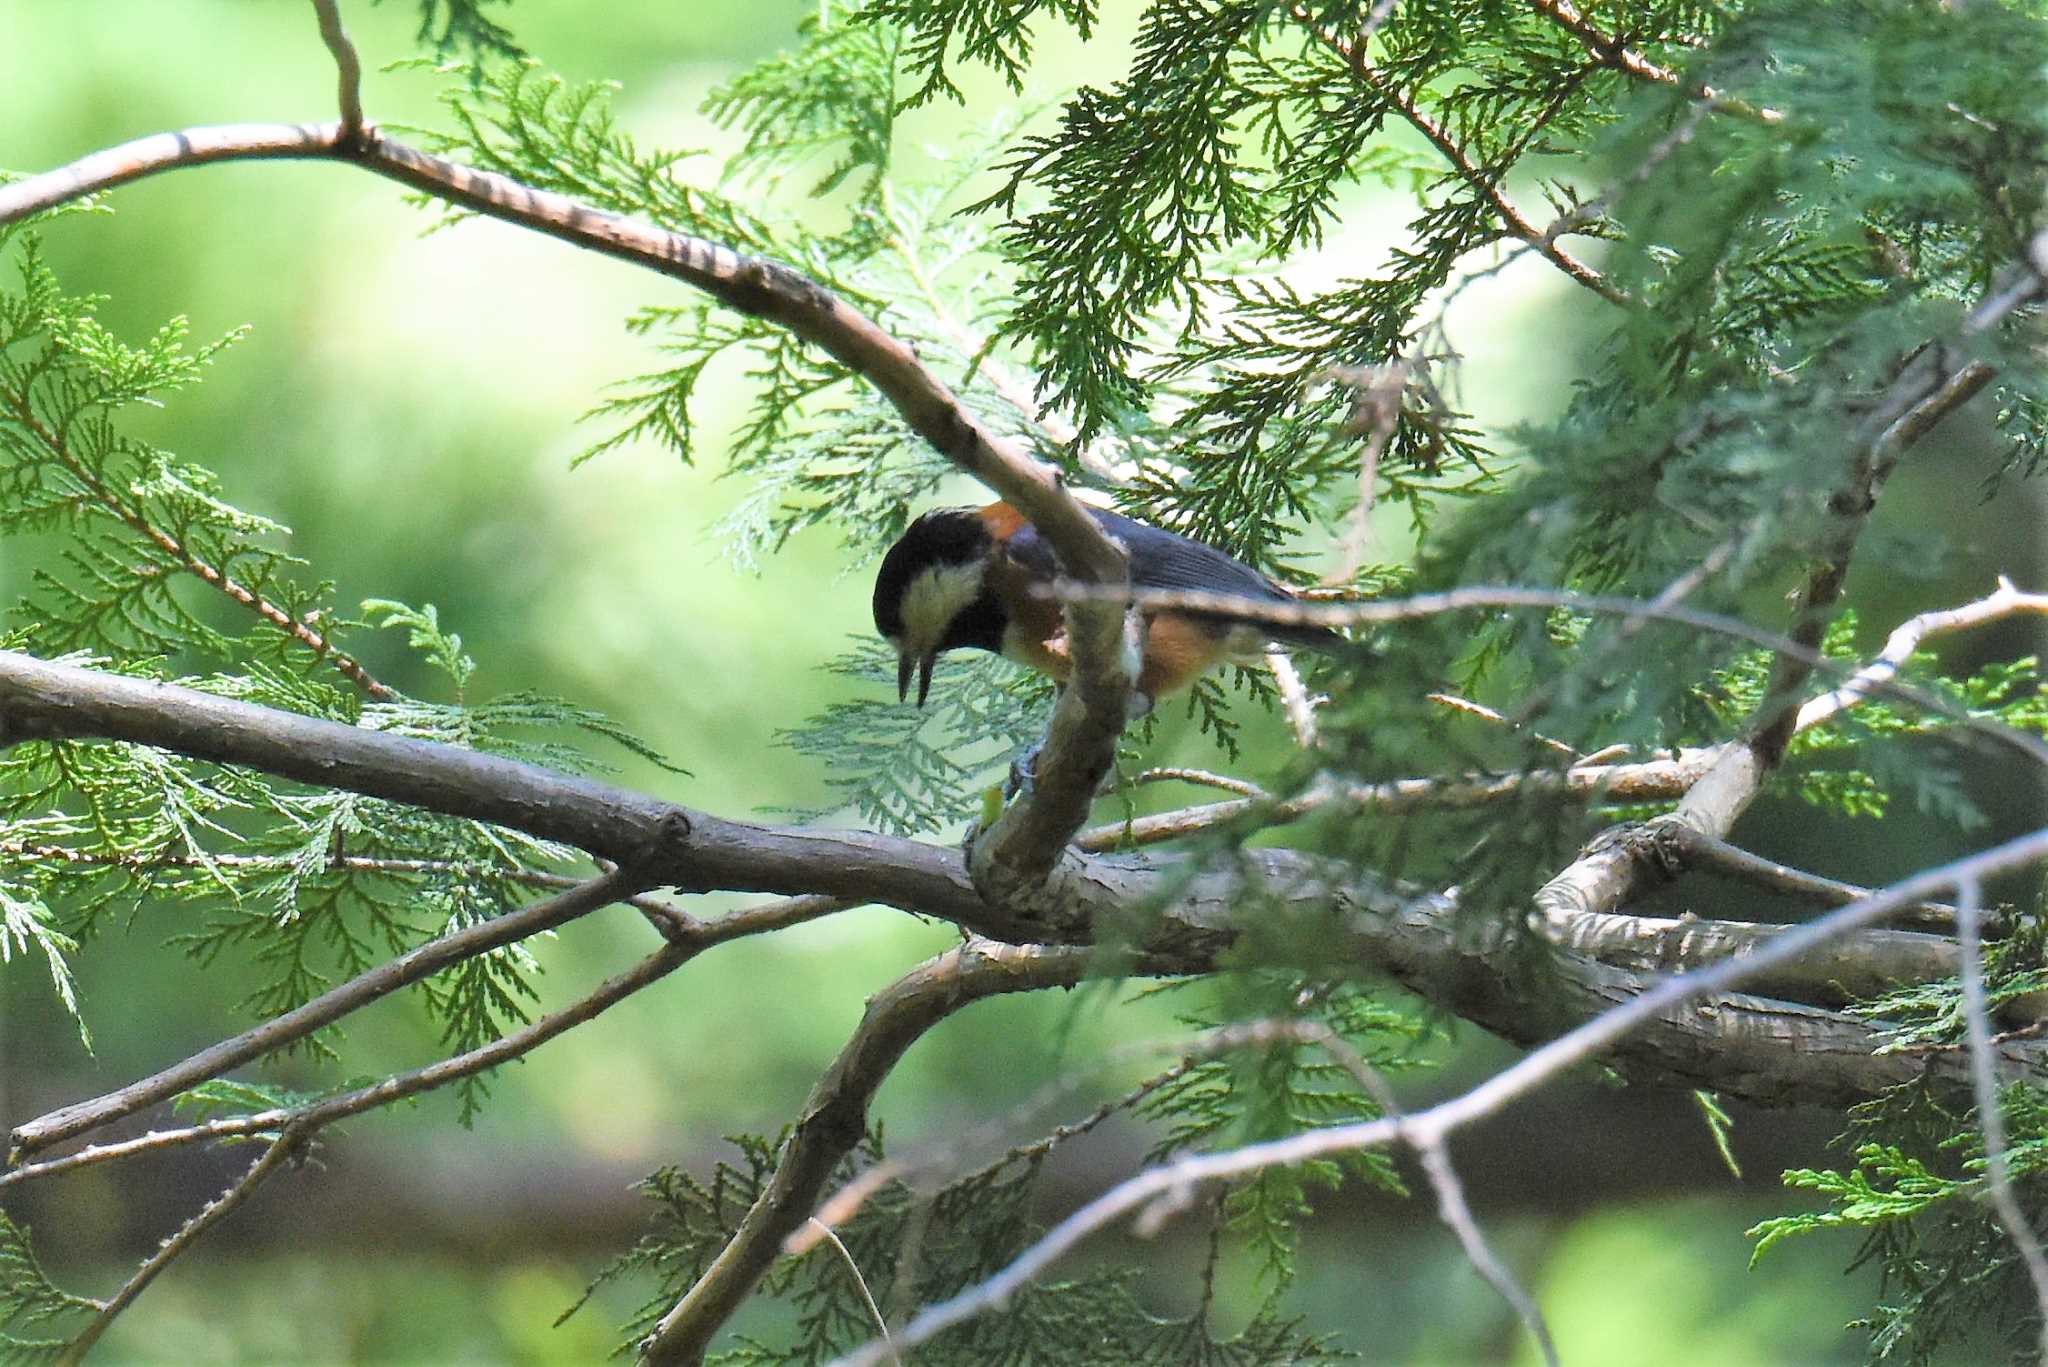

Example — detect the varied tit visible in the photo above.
[872,500,1341,708]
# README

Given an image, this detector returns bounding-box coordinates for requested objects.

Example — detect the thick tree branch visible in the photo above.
[833,825,2048,1366]
[640,941,1100,1365]
[0,649,981,922]
[4,649,2041,1123]
[1544,896,1964,1010]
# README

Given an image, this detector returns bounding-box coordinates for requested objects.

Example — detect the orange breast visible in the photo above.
[1135,612,1233,698]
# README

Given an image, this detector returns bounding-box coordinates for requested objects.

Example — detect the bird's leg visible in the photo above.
[1006,698,1153,804]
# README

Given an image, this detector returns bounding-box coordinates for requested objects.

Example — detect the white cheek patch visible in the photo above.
[899,561,986,650]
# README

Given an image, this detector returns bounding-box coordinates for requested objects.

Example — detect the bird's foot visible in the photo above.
[1004,739,1043,801]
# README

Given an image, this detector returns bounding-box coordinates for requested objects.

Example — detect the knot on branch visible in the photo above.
[1577,819,1687,883]
[630,807,696,887]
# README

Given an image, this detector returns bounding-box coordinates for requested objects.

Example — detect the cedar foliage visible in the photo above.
[3,0,2048,1361]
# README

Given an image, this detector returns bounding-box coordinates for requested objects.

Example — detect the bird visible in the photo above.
[872,500,1342,709]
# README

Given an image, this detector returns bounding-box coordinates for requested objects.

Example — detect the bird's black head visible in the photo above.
[873,507,1007,706]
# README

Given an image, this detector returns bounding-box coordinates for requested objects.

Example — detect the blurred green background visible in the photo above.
[1,2,2041,1362]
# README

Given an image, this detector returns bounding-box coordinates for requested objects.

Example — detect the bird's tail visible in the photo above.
[1267,621,1347,653]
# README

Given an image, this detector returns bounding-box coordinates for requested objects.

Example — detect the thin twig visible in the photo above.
[19,897,843,1360]
[1524,0,1679,83]
[1278,1022,1556,1367]
[1414,1139,1559,1367]
[1079,749,1722,850]
[1425,692,1577,757]
[1317,361,1407,580]
[55,1128,303,1366]
[1794,575,2048,734]
[2,896,849,1197]
[309,0,364,140]
[1293,6,1633,307]
[0,1115,288,1191]
[1524,0,1783,122]
[1954,875,2048,1357]
[1049,582,2048,775]
[806,1220,899,1366]
[1266,650,1321,749]
[10,869,651,1160]
[1129,767,1266,798]
[22,898,846,1356]
[0,391,393,699]
[800,1019,1358,1254]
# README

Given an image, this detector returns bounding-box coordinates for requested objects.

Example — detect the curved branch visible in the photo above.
[833,825,2048,1366]
[1539,353,2008,939]
[309,0,364,140]
[0,102,1133,890]
[0,124,1107,571]
[1661,826,1962,931]
[639,941,1098,1365]
[5,648,2043,1123]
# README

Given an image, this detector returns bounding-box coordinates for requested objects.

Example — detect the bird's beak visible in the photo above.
[896,651,936,707]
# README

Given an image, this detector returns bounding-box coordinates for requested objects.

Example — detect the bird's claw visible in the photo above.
[1004,740,1043,801]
